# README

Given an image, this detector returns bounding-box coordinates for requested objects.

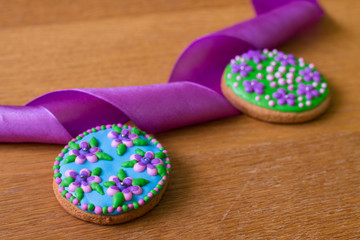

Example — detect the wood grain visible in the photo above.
[0,0,359,239]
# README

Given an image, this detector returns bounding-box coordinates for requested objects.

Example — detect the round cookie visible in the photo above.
[221,49,330,123]
[52,123,171,225]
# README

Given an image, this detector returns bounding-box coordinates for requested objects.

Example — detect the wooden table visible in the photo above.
[0,0,359,239]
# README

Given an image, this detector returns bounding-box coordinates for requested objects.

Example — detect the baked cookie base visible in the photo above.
[53,180,168,225]
[221,75,330,123]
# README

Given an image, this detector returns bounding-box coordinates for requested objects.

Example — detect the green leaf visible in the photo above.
[117,169,127,181]
[112,125,122,134]
[156,165,166,177]
[133,138,149,146]
[121,160,137,168]
[135,148,145,156]
[61,155,76,166]
[91,182,104,195]
[89,137,98,148]
[91,167,102,176]
[132,178,149,187]
[131,127,142,135]
[155,152,165,159]
[113,192,125,208]
[95,152,113,161]
[75,188,84,200]
[117,143,127,156]
[68,141,80,150]
[103,181,116,188]
[60,177,74,187]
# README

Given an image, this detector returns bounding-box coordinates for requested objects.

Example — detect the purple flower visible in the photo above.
[243,50,267,63]
[231,62,253,77]
[106,176,143,201]
[243,80,265,94]
[69,141,101,164]
[65,168,101,193]
[274,52,297,66]
[299,67,321,82]
[108,128,139,148]
[272,88,296,106]
[131,151,163,176]
[296,84,320,100]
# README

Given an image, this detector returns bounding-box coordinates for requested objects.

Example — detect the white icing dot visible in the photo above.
[270,82,277,88]
[257,64,263,70]
[266,66,274,73]
[270,61,277,67]
[265,95,270,100]
[298,103,304,108]
[286,72,294,79]
[263,48,269,53]
[299,62,305,67]
[299,57,304,62]
[288,85,295,91]
[268,100,275,106]
[240,57,245,62]
[274,72,282,78]
[227,73,232,79]
[309,63,315,69]
[256,73,263,79]
[289,67,296,73]
[231,59,236,64]
[278,66,286,73]
[233,82,239,87]
[268,52,273,57]
[236,76,241,81]
[286,79,293,84]
[312,82,319,87]
[272,49,278,54]
[266,74,274,81]
[321,83,327,88]
[298,96,303,101]
[296,76,302,83]
[235,55,241,61]
[320,88,325,94]
[278,78,286,86]
[255,96,260,101]
[306,100,312,106]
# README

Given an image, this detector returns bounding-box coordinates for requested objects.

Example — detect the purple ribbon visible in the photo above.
[0,0,323,144]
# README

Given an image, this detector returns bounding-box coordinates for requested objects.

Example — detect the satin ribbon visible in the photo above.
[0,0,323,144]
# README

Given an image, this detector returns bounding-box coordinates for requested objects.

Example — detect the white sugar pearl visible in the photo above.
[256,73,263,79]
[286,79,293,84]
[270,82,277,88]
[278,78,286,85]
[266,66,274,73]
[255,96,260,101]
[274,72,282,78]
[235,55,241,61]
[312,82,318,87]
[278,66,286,73]
[306,101,312,106]
[236,76,241,81]
[268,100,275,106]
[298,103,304,108]
[265,95,270,100]
[298,57,304,62]
[270,61,277,67]
[266,74,274,81]
[321,83,327,88]
[309,63,315,69]
[298,96,303,101]
[272,49,278,54]
[257,64,263,70]
[240,57,245,62]
[231,59,236,64]
[263,49,269,53]
[268,52,273,57]
[320,88,325,94]
[286,72,294,79]
[289,67,296,73]
[296,76,302,83]
[299,62,305,67]
[233,82,239,87]
[227,73,232,79]
[288,85,295,91]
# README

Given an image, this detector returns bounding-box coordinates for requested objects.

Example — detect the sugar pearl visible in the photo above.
[298,96,303,101]
[278,78,286,85]
[288,85,295,91]
[286,79,293,84]
[231,59,236,64]
[289,67,296,73]
[296,76,302,83]
[312,82,318,87]
[235,55,241,61]
[309,63,315,69]
[298,103,304,108]
[268,52,273,57]
[299,62,305,67]
[270,61,277,67]
[278,66,286,73]
[299,57,304,62]
[263,48,269,53]
[257,64,263,70]
[274,72,282,78]
[266,74,274,81]
[256,73,263,79]
[265,95,270,100]
[306,100,312,106]
[268,100,275,107]
[255,96,260,101]
[236,76,241,81]
[272,49,278,54]
[227,73,232,79]
[321,83,327,88]
[233,82,239,87]
[266,66,274,73]
[320,88,325,94]
[270,82,277,88]
[286,72,294,79]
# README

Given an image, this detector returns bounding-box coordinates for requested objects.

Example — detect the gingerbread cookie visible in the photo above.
[52,123,171,225]
[221,49,330,123]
